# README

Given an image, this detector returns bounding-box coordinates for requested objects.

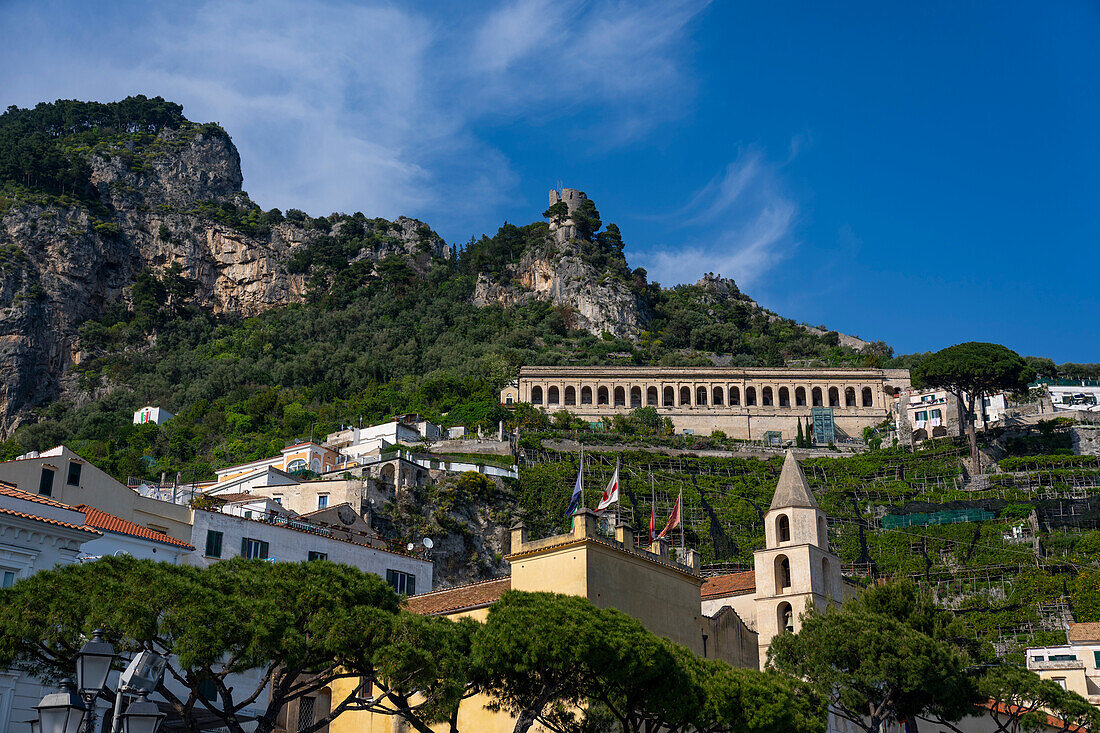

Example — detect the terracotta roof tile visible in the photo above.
[701,571,756,599]
[0,483,74,509]
[405,577,511,615]
[75,505,194,550]
[1068,622,1100,643]
[0,506,101,534]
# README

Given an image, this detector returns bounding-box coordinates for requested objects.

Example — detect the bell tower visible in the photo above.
[753,450,842,668]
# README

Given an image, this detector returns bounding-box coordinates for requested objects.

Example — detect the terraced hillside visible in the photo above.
[512,422,1100,660]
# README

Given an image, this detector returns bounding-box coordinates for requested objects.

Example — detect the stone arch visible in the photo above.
[912,428,928,441]
[730,386,740,406]
[598,386,609,405]
[777,514,790,543]
[680,386,691,406]
[811,387,823,407]
[862,386,873,407]
[647,386,658,406]
[713,386,724,405]
[614,387,626,407]
[663,386,675,406]
[745,387,757,406]
[828,387,840,407]
[845,387,856,407]
[531,386,543,405]
[696,386,708,406]
[795,387,806,406]
[762,387,774,406]
[778,601,794,634]
[564,386,576,406]
[775,555,792,593]
[932,426,948,438]
[548,386,560,405]
[380,463,396,486]
[630,386,642,408]
[779,387,790,407]
[581,386,593,405]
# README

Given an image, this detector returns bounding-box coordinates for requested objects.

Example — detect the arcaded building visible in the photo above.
[500,366,911,441]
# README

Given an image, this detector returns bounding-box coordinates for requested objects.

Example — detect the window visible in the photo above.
[914,410,928,421]
[1094,651,1100,668]
[931,409,942,419]
[386,569,416,595]
[38,467,55,497]
[505,396,513,405]
[241,537,270,560]
[297,695,317,732]
[1032,655,1045,662]
[317,494,329,510]
[1,570,15,588]
[272,495,283,505]
[205,530,223,558]
[1050,654,1078,661]
[286,458,307,472]
[776,515,790,543]
[1053,677,1067,690]
[66,461,82,486]
[308,551,328,561]
[198,679,218,702]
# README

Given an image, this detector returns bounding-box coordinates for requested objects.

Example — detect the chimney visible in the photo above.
[614,521,634,547]
[510,521,528,552]
[572,508,598,539]
[647,538,669,558]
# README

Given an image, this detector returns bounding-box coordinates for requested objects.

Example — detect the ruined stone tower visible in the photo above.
[547,188,589,244]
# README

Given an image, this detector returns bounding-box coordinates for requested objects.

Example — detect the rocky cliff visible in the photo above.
[0,122,448,435]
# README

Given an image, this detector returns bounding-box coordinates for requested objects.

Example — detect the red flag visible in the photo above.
[657,488,681,540]
[648,504,656,545]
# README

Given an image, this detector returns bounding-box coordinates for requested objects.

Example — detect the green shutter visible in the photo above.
[1094,651,1100,668]
[260,541,269,559]
[241,537,249,557]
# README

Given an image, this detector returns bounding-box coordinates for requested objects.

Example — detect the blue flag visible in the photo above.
[567,454,584,516]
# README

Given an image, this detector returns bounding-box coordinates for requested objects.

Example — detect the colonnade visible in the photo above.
[522,381,880,412]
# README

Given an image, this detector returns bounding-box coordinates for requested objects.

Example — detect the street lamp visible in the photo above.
[34,680,85,733]
[117,693,165,733]
[35,634,167,733]
[75,629,117,733]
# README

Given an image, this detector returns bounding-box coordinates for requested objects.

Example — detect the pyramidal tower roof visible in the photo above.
[769,450,818,510]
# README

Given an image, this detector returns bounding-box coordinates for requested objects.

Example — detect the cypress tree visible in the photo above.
[796,419,805,448]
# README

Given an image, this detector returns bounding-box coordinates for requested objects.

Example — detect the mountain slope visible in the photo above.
[0,97,889,479]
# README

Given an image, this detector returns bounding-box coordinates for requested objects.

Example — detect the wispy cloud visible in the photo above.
[638,146,800,288]
[0,0,709,235]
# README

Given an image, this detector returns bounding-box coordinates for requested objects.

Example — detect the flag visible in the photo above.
[657,488,681,539]
[647,504,656,545]
[595,462,620,513]
[566,453,584,516]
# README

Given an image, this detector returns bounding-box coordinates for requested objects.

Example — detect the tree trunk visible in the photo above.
[513,708,540,733]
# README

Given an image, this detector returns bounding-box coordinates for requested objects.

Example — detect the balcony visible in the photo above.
[1028,659,1085,671]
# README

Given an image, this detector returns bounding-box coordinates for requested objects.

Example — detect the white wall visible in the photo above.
[76,531,189,564]
[186,510,432,591]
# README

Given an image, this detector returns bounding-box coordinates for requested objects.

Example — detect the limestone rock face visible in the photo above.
[473,244,647,339]
[0,126,447,434]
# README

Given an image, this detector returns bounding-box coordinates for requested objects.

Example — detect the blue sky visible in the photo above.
[2,1,1097,361]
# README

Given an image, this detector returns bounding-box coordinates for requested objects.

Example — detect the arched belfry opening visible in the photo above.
[777,514,790,543]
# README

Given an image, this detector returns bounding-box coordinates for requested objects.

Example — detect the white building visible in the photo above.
[325,415,442,460]
[133,406,174,425]
[75,504,195,564]
[1042,380,1100,413]
[902,388,1012,442]
[0,484,102,732]
[186,508,432,595]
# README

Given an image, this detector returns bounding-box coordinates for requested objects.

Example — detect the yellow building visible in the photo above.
[322,450,842,733]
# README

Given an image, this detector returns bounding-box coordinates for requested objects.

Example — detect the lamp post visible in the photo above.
[34,632,166,733]
[76,629,116,733]
[34,680,85,733]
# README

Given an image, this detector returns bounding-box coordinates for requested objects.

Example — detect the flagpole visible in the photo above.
[580,444,584,507]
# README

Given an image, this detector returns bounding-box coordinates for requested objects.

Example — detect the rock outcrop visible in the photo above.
[0,125,448,434]
[473,247,647,338]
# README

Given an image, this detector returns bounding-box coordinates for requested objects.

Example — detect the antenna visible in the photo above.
[423,537,434,550]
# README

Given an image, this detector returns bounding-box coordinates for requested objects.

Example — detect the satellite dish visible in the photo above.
[406,543,415,552]
[422,538,434,550]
